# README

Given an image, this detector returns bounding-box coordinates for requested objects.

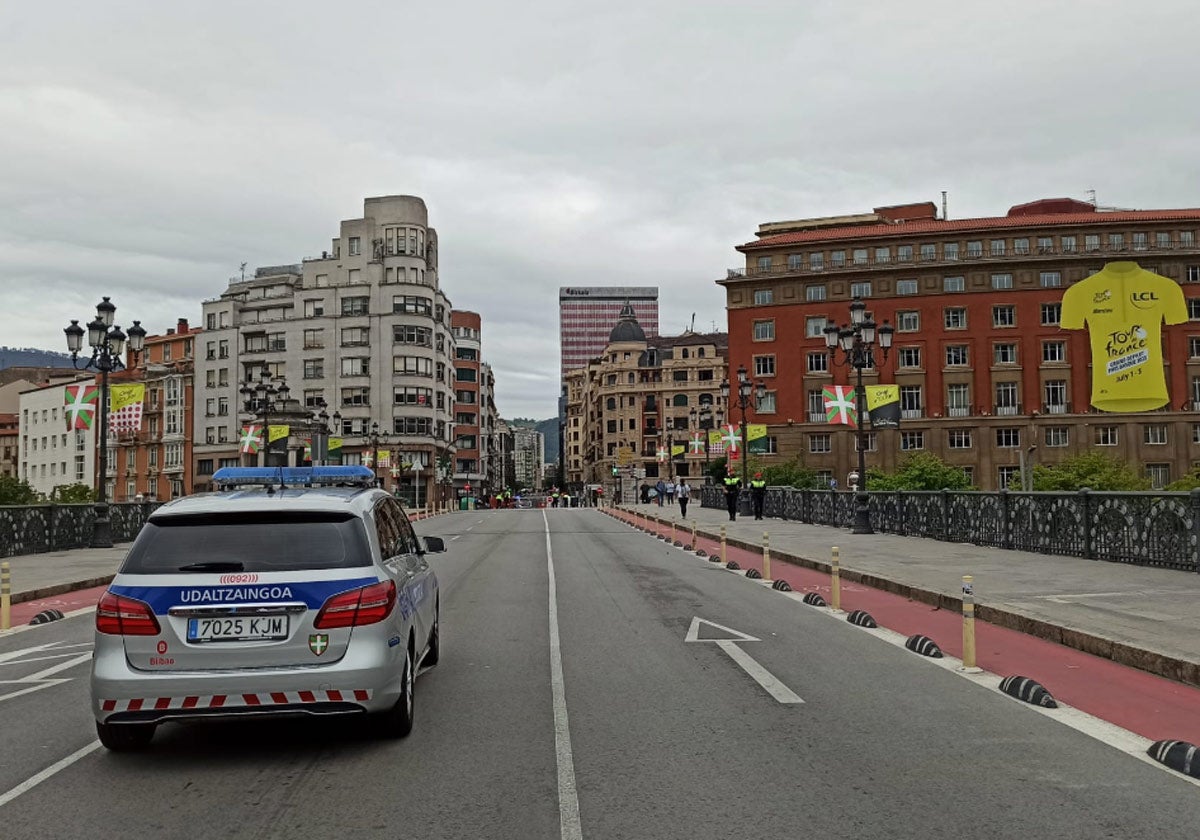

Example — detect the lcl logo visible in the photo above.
[1130,290,1160,308]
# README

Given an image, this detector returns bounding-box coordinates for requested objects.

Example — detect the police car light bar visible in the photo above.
[212,466,378,488]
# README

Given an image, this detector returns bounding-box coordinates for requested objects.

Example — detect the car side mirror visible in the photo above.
[422,536,446,553]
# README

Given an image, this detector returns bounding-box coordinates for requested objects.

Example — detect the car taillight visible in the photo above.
[314,580,397,629]
[96,591,161,636]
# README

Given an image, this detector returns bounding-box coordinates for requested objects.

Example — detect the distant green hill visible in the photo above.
[0,347,74,370]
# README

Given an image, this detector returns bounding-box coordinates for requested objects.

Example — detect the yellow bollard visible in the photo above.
[691,521,697,550]
[762,532,771,581]
[0,561,10,631]
[670,518,676,544]
[720,525,727,564]
[831,546,841,611]
[961,575,979,671]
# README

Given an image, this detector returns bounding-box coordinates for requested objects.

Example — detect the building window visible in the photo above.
[944,243,959,261]
[898,347,921,369]
[753,355,776,377]
[1190,337,1200,359]
[965,240,982,258]
[1188,266,1200,283]
[1036,237,1053,253]
[807,352,829,373]
[1044,380,1068,412]
[1193,424,1200,444]
[757,392,777,414]
[948,429,972,449]
[920,243,936,262]
[1182,231,1196,247]
[787,254,804,271]
[1132,232,1148,251]
[341,387,370,407]
[1095,426,1118,446]
[1060,235,1077,253]
[853,249,868,266]
[303,359,324,379]
[897,311,920,332]
[875,247,891,264]
[341,296,369,316]
[1037,271,1062,288]
[807,389,825,422]
[1144,424,1168,445]
[753,289,774,305]
[991,273,1013,290]
[899,385,923,418]
[809,433,832,454]
[990,239,1006,256]
[341,357,369,377]
[1108,233,1125,251]
[900,431,925,451]
[947,383,970,416]
[897,245,913,263]
[805,316,828,338]
[945,345,968,366]
[996,428,1020,448]
[1013,238,1030,255]
[806,284,827,301]
[1042,341,1065,363]
[944,307,967,329]
[393,295,433,315]
[850,281,872,298]
[998,466,1020,489]
[993,306,1016,327]
[995,381,1019,414]
[1045,427,1069,447]
[756,256,772,273]
[831,250,845,268]
[1041,303,1061,326]
[994,344,1017,364]
[943,276,965,292]
[1085,234,1101,252]
[753,320,775,341]
[854,432,877,452]
[341,327,370,346]
[809,253,824,271]
[1147,464,1170,489]
[896,279,918,295]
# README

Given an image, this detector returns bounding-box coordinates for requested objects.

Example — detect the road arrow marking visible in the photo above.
[684,616,803,704]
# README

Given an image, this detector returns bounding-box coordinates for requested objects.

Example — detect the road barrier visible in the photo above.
[831,546,842,611]
[998,675,1057,708]
[719,525,727,565]
[762,532,771,581]
[688,521,696,551]
[1,561,9,630]
[670,518,677,545]
[961,575,980,671]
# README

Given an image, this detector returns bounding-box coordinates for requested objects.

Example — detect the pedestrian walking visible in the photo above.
[750,472,767,520]
[665,481,676,505]
[677,479,691,518]
[655,479,666,507]
[722,472,741,522]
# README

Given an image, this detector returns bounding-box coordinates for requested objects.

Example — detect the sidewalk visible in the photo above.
[620,500,1200,688]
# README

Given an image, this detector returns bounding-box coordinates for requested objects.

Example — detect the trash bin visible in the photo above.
[459,497,469,511]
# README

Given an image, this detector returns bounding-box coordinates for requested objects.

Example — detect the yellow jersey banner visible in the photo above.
[865,385,900,429]
[268,424,290,443]
[1061,261,1187,412]
[747,423,769,454]
[108,383,145,433]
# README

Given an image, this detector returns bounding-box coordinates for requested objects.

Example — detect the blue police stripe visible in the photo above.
[109,577,379,614]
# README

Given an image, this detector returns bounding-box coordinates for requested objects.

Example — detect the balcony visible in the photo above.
[947,406,971,417]
[900,408,924,420]
[1042,402,1070,414]
[807,411,826,423]
[994,405,1022,416]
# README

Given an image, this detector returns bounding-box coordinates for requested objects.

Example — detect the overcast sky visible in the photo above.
[3,1,1199,420]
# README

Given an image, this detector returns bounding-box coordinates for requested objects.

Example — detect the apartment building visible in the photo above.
[512,425,545,491]
[18,376,95,498]
[565,304,728,487]
[450,310,484,498]
[721,197,1200,489]
[193,196,459,500]
[0,413,16,478]
[108,319,199,502]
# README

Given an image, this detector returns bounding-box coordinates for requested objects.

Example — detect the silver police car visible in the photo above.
[90,466,442,751]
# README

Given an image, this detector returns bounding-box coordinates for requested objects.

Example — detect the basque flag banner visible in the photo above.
[822,385,857,427]
[64,384,99,430]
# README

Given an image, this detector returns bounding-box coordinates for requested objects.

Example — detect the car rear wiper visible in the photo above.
[177,561,245,572]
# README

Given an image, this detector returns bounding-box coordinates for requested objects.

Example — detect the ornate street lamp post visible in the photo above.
[720,366,767,488]
[364,421,392,489]
[824,297,894,534]
[64,297,147,548]
[310,397,341,466]
[689,402,723,481]
[239,366,291,466]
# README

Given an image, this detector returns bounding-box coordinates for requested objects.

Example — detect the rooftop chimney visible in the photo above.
[177,318,189,333]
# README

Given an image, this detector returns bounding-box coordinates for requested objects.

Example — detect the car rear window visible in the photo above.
[121,512,372,573]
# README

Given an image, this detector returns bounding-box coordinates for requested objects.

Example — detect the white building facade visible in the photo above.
[19,378,96,498]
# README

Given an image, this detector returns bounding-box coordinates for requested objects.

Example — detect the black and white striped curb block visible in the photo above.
[846,610,877,628]
[998,675,1058,708]
[695,548,708,557]
[725,561,740,571]
[1147,740,1200,778]
[904,634,944,658]
[29,609,65,625]
[673,540,684,547]
[802,592,827,607]
[745,568,762,580]
[771,579,793,592]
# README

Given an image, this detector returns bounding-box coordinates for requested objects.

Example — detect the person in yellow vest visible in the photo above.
[722,472,741,522]
[750,472,767,520]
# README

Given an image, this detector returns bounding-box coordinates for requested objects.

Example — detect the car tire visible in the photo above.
[373,643,414,739]
[96,720,156,751]
[423,602,440,668]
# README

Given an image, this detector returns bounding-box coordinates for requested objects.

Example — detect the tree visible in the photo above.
[0,475,41,505]
[866,452,973,491]
[760,457,823,489]
[1028,452,1150,492]
[50,483,95,503]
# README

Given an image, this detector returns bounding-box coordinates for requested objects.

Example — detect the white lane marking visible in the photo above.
[543,509,584,840]
[684,616,760,643]
[0,680,71,704]
[714,641,804,704]
[450,536,461,541]
[0,605,97,637]
[22,652,91,681]
[0,741,102,809]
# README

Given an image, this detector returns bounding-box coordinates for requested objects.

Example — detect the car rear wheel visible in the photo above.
[373,643,414,739]
[96,720,156,751]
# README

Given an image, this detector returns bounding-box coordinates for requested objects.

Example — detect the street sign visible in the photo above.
[617,448,633,465]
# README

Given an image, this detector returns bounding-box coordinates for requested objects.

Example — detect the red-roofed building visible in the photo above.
[719,198,1200,490]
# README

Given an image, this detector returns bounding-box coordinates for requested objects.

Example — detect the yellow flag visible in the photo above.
[110,383,145,413]
[268,424,290,443]
[746,424,767,441]
[108,383,145,433]
[671,443,686,457]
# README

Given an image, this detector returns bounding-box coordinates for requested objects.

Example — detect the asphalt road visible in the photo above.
[1,509,1197,839]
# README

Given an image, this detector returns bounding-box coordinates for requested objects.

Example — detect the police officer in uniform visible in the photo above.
[750,472,767,520]
[722,472,741,521]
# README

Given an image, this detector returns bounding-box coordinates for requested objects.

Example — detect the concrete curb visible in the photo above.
[619,507,1200,689]
[14,575,116,605]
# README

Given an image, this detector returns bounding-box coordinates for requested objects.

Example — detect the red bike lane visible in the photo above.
[604,508,1200,748]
